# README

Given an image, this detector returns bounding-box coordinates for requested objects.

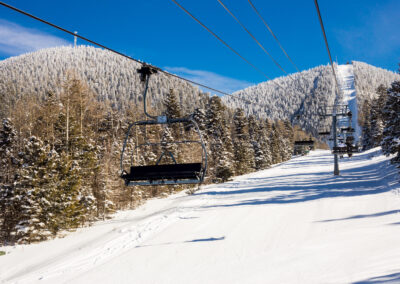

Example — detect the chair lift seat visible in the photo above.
[122,163,203,183]
[332,146,347,154]
[294,140,314,146]
[318,131,330,136]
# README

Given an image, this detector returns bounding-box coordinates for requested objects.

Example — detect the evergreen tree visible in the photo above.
[13,136,58,243]
[232,108,255,175]
[263,119,273,166]
[361,100,373,150]
[248,115,268,170]
[205,96,233,182]
[282,120,294,160]
[381,81,400,163]
[164,88,183,140]
[0,119,21,243]
[370,85,387,147]
[160,126,178,164]
[270,123,282,164]
[164,88,182,119]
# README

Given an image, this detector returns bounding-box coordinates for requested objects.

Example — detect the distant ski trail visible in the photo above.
[337,64,361,143]
[1,149,400,284]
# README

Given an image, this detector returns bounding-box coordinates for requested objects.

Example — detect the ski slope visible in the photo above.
[1,149,400,284]
[337,64,361,144]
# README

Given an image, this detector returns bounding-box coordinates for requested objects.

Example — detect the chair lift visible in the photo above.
[318,130,330,136]
[294,139,315,147]
[340,127,355,133]
[120,65,207,186]
[332,146,347,154]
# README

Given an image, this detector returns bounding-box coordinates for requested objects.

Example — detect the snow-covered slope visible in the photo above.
[1,148,399,283]
[337,64,361,143]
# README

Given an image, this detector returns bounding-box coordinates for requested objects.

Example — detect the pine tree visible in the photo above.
[360,100,373,150]
[381,81,400,163]
[160,126,178,164]
[164,88,182,119]
[263,119,273,166]
[13,136,58,243]
[282,120,294,161]
[248,115,268,170]
[270,122,282,164]
[370,85,387,147]
[232,108,255,175]
[164,88,183,140]
[205,96,233,182]
[0,119,21,243]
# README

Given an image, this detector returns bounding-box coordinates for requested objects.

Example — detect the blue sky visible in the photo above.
[0,0,399,93]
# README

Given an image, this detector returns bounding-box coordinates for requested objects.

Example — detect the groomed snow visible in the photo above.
[337,64,361,143]
[1,149,400,284]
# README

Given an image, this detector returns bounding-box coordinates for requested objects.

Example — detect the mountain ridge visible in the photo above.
[1,46,398,135]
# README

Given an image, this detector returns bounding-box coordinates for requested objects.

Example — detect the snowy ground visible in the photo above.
[1,148,400,284]
[337,64,361,144]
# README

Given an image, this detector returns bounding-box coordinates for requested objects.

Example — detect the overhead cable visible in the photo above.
[170,0,288,91]
[217,0,288,75]
[0,1,233,97]
[313,0,340,91]
[248,0,300,73]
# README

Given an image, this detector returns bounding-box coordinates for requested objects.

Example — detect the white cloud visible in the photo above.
[165,66,254,95]
[0,20,69,56]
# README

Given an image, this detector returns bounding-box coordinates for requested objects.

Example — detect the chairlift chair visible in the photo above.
[120,65,207,186]
[294,139,315,147]
[340,127,355,133]
[332,146,347,154]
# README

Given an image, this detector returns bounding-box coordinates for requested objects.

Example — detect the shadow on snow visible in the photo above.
[196,150,398,208]
[352,272,400,283]
[317,209,400,223]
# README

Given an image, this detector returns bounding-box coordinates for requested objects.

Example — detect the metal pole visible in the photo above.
[332,115,339,175]
[74,31,77,47]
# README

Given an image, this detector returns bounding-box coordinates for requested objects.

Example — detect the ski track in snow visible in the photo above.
[1,149,400,283]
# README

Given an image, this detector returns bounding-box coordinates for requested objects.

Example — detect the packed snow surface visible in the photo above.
[337,64,361,143]
[1,149,400,284]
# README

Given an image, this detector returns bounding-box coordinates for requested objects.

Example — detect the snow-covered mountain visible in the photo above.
[0,46,208,115]
[0,46,398,136]
[223,62,399,135]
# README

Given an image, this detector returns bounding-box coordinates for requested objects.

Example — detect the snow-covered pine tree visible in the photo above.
[164,88,182,119]
[360,100,373,150]
[0,119,21,243]
[205,96,233,182]
[248,115,268,170]
[164,88,184,142]
[160,126,178,165]
[282,120,294,160]
[232,108,255,175]
[381,80,400,164]
[13,136,58,243]
[370,85,387,147]
[270,122,283,164]
[263,119,273,166]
